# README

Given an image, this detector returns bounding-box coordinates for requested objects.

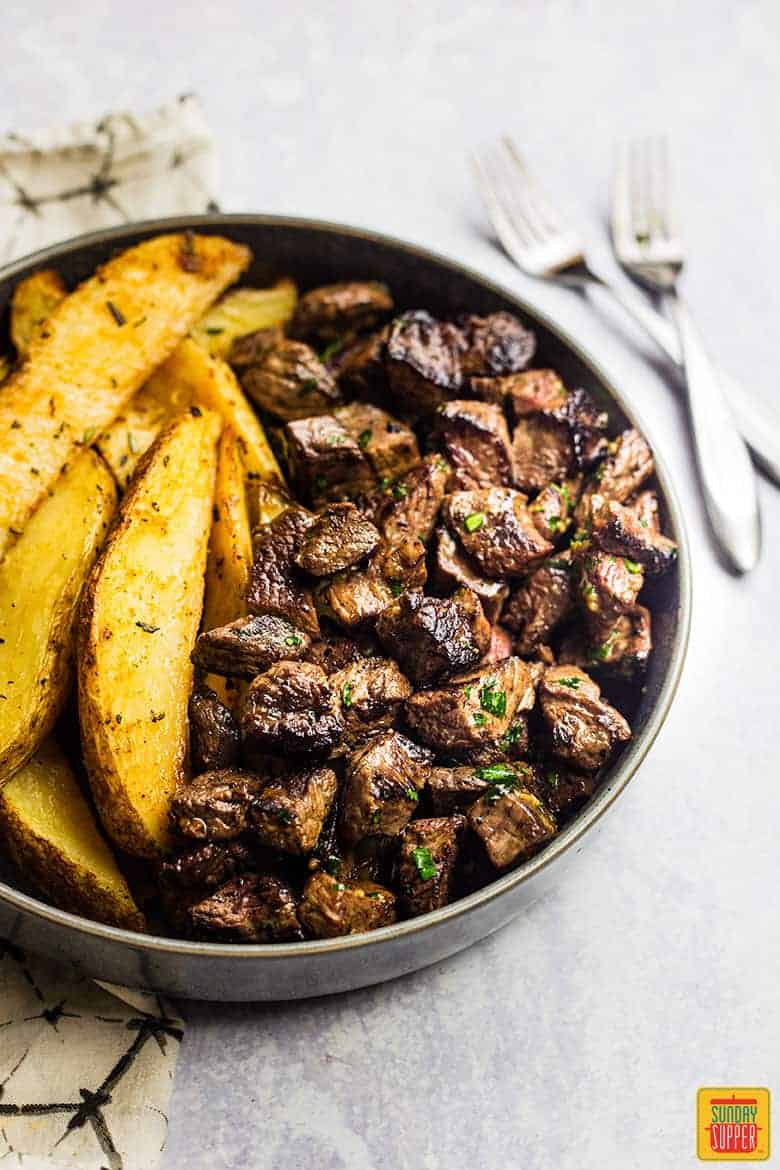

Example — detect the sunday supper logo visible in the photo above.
[697,1088,770,1161]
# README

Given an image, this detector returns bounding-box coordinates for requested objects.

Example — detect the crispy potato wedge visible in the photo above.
[78,409,221,857]
[10,267,67,358]
[0,449,117,785]
[0,232,249,561]
[202,427,253,707]
[0,738,145,931]
[190,279,297,359]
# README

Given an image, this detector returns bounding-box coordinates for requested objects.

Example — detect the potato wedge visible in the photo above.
[78,409,221,857]
[0,449,117,785]
[202,427,253,707]
[0,232,249,561]
[95,365,195,491]
[10,267,67,358]
[190,279,297,359]
[0,738,145,931]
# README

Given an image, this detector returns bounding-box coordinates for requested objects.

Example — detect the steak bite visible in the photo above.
[337,328,390,402]
[403,656,536,757]
[241,340,341,421]
[385,309,466,415]
[468,778,556,869]
[331,657,412,746]
[304,631,366,675]
[477,368,568,416]
[247,506,320,637]
[333,401,420,482]
[171,769,266,841]
[250,765,338,854]
[512,415,573,493]
[555,387,610,468]
[584,428,654,513]
[317,534,427,630]
[427,765,492,814]
[280,414,375,506]
[483,623,514,664]
[433,400,514,490]
[228,325,284,371]
[398,815,466,917]
[629,489,661,532]
[502,555,574,655]
[433,526,509,624]
[339,730,433,846]
[590,494,677,574]
[536,765,597,823]
[189,874,303,942]
[578,550,644,628]
[291,281,394,343]
[160,840,254,892]
[375,587,490,686]
[372,453,450,545]
[241,661,344,755]
[188,687,241,773]
[586,605,653,676]
[539,664,631,770]
[298,871,396,938]
[192,614,312,680]
[294,503,381,576]
[458,311,536,377]
[444,487,553,578]
[529,475,581,542]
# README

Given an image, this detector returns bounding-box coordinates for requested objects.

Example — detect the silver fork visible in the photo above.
[612,136,760,572]
[472,137,780,493]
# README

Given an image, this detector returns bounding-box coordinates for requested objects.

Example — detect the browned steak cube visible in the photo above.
[458,311,536,377]
[250,765,338,854]
[188,687,241,773]
[280,414,375,506]
[539,664,631,770]
[171,769,266,841]
[247,506,320,637]
[375,586,490,686]
[536,765,597,822]
[241,339,341,421]
[291,281,394,343]
[584,428,654,513]
[294,502,381,576]
[339,730,433,845]
[316,533,426,630]
[331,657,412,747]
[228,325,284,370]
[372,453,450,545]
[241,661,343,755]
[192,614,312,680]
[444,487,553,578]
[398,815,466,917]
[433,400,514,490]
[512,415,573,492]
[433,526,509,624]
[483,623,514,665]
[159,840,254,891]
[586,605,653,676]
[337,328,390,401]
[298,871,396,938]
[629,489,661,532]
[502,555,574,654]
[480,368,568,416]
[404,656,536,757]
[304,632,366,675]
[529,476,581,542]
[555,387,609,468]
[468,783,556,869]
[189,874,303,942]
[590,494,677,574]
[578,550,644,629]
[386,310,466,414]
[334,401,420,482]
[427,765,491,814]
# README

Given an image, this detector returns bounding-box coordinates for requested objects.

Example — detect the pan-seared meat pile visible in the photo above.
[159,280,678,943]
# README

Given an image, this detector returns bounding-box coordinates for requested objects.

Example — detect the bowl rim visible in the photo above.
[0,212,691,962]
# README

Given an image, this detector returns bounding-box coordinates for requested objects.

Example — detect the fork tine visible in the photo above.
[471,151,535,263]
[611,139,635,248]
[501,136,562,238]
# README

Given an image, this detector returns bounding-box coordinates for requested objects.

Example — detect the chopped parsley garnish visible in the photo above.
[392,483,408,500]
[624,558,641,574]
[557,676,581,689]
[342,682,353,709]
[370,808,382,825]
[405,786,419,802]
[389,581,403,597]
[479,680,507,717]
[474,763,518,783]
[551,481,574,510]
[326,432,349,446]
[472,712,487,727]
[298,377,319,396]
[135,620,160,634]
[320,338,343,363]
[464,511,486,533]
[315,474,328,491]
[285,634,303,647]
[106,300,125,326]
[591,639,612,662]
[357,429,372,449]
[325,855,341,875]
[277,808,292,825]
[82,426,97,444]
[546,770,560,788]
[204,326,224,335]
[500,722,524,750]
[411,846,437,881]
[548,515,562,533]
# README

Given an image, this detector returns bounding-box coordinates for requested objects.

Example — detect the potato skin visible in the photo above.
[78,409,221,858]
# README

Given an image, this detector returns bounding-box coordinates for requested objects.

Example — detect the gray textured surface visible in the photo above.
[4,2,780,1166]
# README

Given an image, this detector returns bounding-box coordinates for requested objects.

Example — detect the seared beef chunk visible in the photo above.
[579,550,643,633]
[468,778,556,869]
[171,769,265,841]
[291,281,393,343]
[228,325,284,370]
[444,488,553,578]
[188,687,241,773]
[475,368,568,415]
[536,765,597,822]
[305,632,365,675]
[555,388,610,468]
[242,340,340,421]
[338,328,390,401]
[190,874,303,942]
[298,871,396,938]
[372,454,450,545]
[193,614,312,680]
[247,506,320,636]
[459,311,536,377]
[483,623,514,664]
[250,766,338,855]
[334,401,420,481]
[404,656,535,757]
[586,605,652,675]
[630,489,661,532]
[340,730,432,845]
[433,526,509,624]
[242,661,343,756]
[502,555,573,654]
[512,415,573,492]
[280,414,375,506]
[529,475,581,542]
[398,816,466,916]
[428,765,491,814]
[433,400,514,490]
[539,665,631,770]
[376,587,490,686]
[318,534,426,630]
[294,503,380,576]
[386,310,466,414]
[160,840,254,891]
[331,657,412,746]
[579,429,653,521]
[590,494,677,574]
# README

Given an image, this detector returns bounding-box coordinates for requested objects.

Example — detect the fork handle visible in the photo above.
[664,291,761,573]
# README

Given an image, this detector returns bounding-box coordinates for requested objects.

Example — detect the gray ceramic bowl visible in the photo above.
[0,215,690,1000]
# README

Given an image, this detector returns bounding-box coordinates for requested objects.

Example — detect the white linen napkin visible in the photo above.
[0,94,221,1170]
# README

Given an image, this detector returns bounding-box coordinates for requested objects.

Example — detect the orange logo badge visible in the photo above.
[697,1088,770,1161]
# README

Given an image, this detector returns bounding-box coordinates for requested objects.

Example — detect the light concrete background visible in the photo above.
[4,2,779,1167]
